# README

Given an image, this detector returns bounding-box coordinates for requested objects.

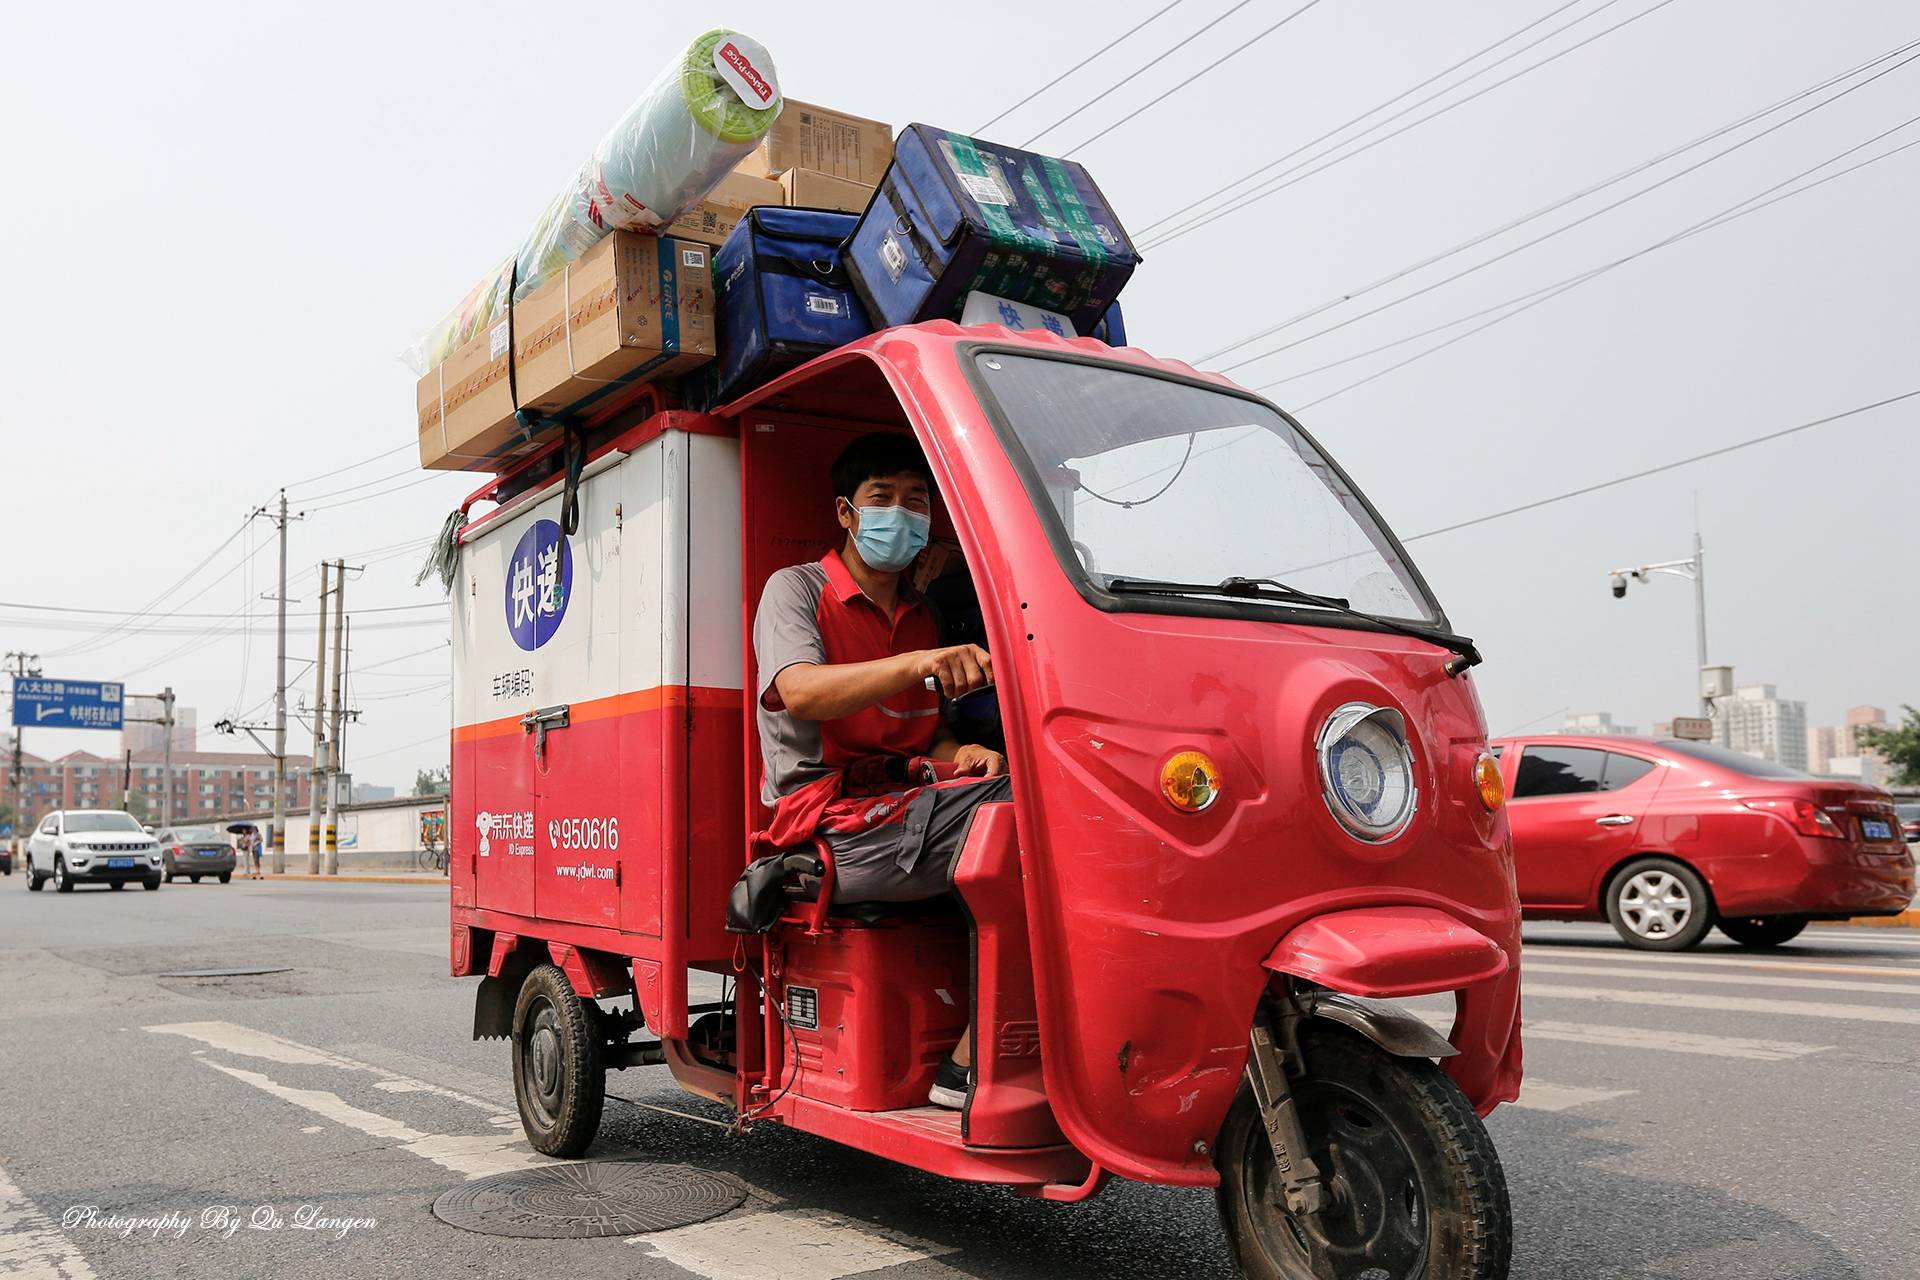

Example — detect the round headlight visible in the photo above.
[1316,702,1417,842]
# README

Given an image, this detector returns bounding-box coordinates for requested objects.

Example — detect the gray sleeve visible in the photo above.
[754,566,826,711]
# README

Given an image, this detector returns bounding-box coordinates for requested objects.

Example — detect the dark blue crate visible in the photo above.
[847,124,1140,332]
[693,207,872,410]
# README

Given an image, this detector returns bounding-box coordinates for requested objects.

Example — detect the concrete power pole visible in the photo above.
[308,562,330,875]
[270,491,291,874]
[323,561,346,874]
[160,686,176,829]
[6,651,42,862]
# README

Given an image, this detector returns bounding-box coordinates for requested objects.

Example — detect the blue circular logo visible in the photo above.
[504,519,572,651]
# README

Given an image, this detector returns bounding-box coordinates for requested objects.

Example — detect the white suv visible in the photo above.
[26,810,163,893]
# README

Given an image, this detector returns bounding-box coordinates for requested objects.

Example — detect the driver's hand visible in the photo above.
[917,644,993,698]
[951,744,1007,778]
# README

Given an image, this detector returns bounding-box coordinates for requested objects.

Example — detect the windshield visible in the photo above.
[172,826,224,843]
[1657,740,1812,780]
[973,353,1439,624]
[65,812,143,833]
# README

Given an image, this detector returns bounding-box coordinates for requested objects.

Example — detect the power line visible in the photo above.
[1063,0,1325,157]
[1403,389,1920,543]
[283,443,414,491]
[42,519,249,659]
[0,599,441,619]
[1216,45,1920,374]
[1142,0,1681,251]
[1201,35,1920,365]
[304,473,446,513]
[288,465,419,504]
[974,0,1189,135]
[1018,0,1259,149]
[1131,0,1594,237]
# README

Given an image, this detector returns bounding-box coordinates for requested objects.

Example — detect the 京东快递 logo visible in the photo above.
[505,519,572,651]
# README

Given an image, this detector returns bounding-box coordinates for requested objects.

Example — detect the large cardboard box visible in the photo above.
[416,231,715,472]
[749,100,893,185]
[778,167,876,214]
[663,169,784,248]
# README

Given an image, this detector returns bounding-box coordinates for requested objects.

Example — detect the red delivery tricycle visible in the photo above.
[446,322,1523,1279]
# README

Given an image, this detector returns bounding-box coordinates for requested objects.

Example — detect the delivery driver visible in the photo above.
[753,432,1008,1110]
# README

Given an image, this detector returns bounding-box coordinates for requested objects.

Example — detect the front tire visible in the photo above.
[1604,858,1713,950]
[143,877,161,891]
[1718,914,1807,948]
[1215,1024,1511,1280]
[510,963,604,1157]
[27,859,44,891]
[110,881,124,891]
[54,857,73,893]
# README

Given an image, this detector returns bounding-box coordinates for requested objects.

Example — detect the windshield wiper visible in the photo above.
[1104,575,1483,677]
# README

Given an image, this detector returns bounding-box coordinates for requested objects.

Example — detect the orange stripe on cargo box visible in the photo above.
[452,684,744,743]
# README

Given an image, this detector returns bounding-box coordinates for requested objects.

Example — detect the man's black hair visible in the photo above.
[831,432,933,501]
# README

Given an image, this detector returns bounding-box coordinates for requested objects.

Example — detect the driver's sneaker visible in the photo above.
[928,1056,969,1109]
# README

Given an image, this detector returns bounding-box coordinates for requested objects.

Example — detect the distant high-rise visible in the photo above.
[124,698,196,755]
[1808,705,1888,777]
[1563,712,1638,736]
[1720,684,1808,770]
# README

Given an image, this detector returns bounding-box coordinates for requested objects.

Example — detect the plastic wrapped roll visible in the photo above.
[406,30,781,374]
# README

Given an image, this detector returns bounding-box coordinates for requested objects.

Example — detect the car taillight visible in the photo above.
[172,845,183,855]
[1744,798,1843,839]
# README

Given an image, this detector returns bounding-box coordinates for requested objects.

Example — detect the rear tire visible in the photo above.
[1717,914,1808,948]
[1215,1024,1511,1280]
[190,875,201,884]
[1604,858,1712,950]
[54,857,73,893]
[219,872,232,884]
[164,870,175,883]
[510,963,604,1157]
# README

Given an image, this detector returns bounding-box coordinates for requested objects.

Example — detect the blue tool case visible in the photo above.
[697,207,871,409]
[847,124,1140,332]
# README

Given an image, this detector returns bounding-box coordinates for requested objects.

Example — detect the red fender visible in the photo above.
[548,941,632,999]
[1262,906,1509,999]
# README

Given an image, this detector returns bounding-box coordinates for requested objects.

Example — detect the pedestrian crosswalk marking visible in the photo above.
[0,1158,97,1280]
[1525,960,1920,998]
[1523,947,1920,980]
[1525,983,1920,1026]
[1417,1011,1830,1060]
[1512,1080,1635,1111]
[632,1209,958,1279]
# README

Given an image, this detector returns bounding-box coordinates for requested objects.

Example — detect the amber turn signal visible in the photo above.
[1474,752,1505,811]
[1161,750,1222,813]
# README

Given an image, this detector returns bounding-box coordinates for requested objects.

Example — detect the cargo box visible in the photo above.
[747,100,893,185]
[776,167,876,214]
[663,169,785,248]
[846,124,1139,333]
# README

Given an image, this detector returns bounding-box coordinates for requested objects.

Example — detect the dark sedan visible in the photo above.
[158,825,238,883]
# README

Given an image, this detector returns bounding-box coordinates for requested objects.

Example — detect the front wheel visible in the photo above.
[510,963,605,1157]
[1216,1025,1511,1280]
[54,857,73,893]
[1717,914,1808,948]
[1604,858,1713,950]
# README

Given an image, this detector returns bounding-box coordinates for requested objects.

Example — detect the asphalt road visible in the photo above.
[1,877,1915,1279]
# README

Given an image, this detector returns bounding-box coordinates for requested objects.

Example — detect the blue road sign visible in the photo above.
[10,678,124,730]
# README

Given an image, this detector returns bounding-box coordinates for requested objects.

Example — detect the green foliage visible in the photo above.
[413,766,451,797]
[1857,705,1920,787]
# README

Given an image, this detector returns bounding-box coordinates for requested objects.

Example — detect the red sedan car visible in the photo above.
[1490,734,1915,949]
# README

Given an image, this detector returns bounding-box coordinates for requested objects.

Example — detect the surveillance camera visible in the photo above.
[1610,573,1628,599]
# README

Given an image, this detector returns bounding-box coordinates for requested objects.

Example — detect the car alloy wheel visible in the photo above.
[1618,870,1692,940]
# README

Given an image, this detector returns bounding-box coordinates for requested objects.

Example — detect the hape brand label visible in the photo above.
[713,35,778,108]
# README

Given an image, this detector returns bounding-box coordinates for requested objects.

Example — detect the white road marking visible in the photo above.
[301,1125,324,1134]
[1527,950,1920,979]
[0,1159,96,1280]
[633,1210,956,1279]
[197,1059,538,1180]
[145,1022,502,1114]
[1525,960,1920,998]
[1526,983,1920,1026]
[1512,1080,1635,1111]
[1417,1010,1830,1060]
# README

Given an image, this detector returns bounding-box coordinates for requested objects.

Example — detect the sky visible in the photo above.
[3,0,1916,788]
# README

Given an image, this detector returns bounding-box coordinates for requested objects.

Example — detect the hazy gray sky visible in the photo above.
[4,0,1915,785]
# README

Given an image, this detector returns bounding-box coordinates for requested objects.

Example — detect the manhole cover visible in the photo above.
[157,966,293,978]
[431,1162,746,1238]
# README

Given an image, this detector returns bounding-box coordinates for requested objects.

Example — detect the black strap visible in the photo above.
[559,425,585,536]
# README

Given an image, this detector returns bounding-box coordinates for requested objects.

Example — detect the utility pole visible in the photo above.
[248,490,300,875]
[6,651,42,863]
[160,686,176,829]
[309,561,330,875]
[323,560,346,875]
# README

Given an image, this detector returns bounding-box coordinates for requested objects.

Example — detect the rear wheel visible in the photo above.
[1717,914,1808,948]
[164,869,175,883]
[190,875,202,884]
[1604,858,1712,950]
[143,877,161,891]
[1215,1024,1511,1280]
[219,872,232,884]
[54,857,73,893]
[510,963,604,1157]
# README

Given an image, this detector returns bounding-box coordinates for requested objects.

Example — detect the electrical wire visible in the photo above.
[303,473,447,513]
[1216,46,1920,374]
[43,519,249,658]
[288,465,419,505]
[974,0,1189,135]
[1142,0,1681,251]
[1200,35,1920,364]
[1018,0,1259,149]
[1062,0,1325,157]
[283,443,414,491]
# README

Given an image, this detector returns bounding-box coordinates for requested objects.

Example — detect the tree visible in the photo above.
[413,766,451,797]
[1857,705,1920,786]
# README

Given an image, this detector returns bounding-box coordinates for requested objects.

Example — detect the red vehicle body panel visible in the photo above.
[1495,734,1915,920]
[1262,906,1511,999]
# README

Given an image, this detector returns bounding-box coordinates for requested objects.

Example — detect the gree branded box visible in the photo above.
[778,167,876,213]
[663,169,784,248]
[416,231,715,472]
[750,100,893,185]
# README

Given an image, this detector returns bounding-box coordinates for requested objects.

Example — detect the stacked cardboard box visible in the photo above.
[742,100,893,185]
